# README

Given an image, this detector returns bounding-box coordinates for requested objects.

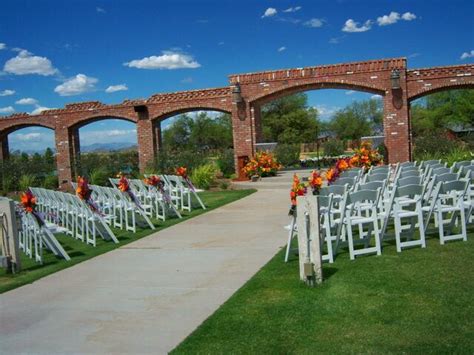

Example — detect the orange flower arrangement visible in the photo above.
[290,174,307,206]
[176,166,188,178]
[117,174,130,192]
[325,167,340,185]
[350,141,382,170]
[308,170,323,194]
[144,175,161,187]
[76,176,92,201]
[20,190,37,213]
[243,151,282,178]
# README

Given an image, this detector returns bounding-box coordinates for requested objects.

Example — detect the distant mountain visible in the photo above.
[81,142,137,152]
[13,142,137,155]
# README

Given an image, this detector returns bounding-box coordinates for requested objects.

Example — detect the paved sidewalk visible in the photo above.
[0,171,300,354]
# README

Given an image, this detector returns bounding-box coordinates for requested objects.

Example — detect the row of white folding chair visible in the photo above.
[18,211,43,263]
[160,175,192,212]
[31,187,107,246]
[129,179,167,221]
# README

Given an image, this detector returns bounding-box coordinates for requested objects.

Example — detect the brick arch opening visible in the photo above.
[408,83,474,102]
[69,116,139,178]
[249,82,386,107]
[0,124,56,161]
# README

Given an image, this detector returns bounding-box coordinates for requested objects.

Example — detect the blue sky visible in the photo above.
[0,0,473,151]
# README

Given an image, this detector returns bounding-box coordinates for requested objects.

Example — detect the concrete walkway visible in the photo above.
[0,170,302,354]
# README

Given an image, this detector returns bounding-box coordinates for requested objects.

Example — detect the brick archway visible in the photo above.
[1,58,472,186]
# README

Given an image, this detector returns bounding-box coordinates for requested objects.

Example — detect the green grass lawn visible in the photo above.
[173,226,474,354]
[0,189,255,294]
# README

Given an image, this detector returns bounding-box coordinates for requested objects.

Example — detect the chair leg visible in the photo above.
[394,214,402,253]
[347,221,355,260]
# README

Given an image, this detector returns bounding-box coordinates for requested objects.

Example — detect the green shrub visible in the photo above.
[42,174,58,189]
[151,150,210,175]
[413,131,460,159]
[274,144,300,167]
[19,174,37,192]
[443,147,473,167]
[217,149,235,178]
[89,168,110,186]
[191,164,218,190]
[323,139,345,157]
[219,181,229,190]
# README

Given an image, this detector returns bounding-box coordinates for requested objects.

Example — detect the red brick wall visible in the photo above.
[0,60,472,186]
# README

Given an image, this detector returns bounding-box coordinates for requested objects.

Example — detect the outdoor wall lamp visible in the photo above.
[390,69,401,90]
[232,83,243,104]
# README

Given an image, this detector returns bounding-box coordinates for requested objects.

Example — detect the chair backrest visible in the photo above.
[432,167,451,176]
[433,172,459,184]
[440,180,468,195]
[400,165,419,173]
[395,184,424,199]
[400,161,417,168]
[332,177,356,188]
[346,188,380,205]
[366,173,387,182]
[422,159,441,167]
[399,170,420,179]
[340,170,360,179]
[427,163,446,171]
[357,181,385,192]
[320,184,346,197]
[452,161,472,172]
[317,194,333,209]
[460,165,474,175]
[397,176,421,187]
[369,165,390,174]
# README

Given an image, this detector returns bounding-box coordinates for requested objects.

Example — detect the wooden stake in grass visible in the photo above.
[296,195,323,286]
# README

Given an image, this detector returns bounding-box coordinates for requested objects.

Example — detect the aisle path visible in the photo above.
[0,170,302,354]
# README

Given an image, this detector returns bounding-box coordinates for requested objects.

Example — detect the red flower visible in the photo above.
[118,175,130,192]
[20,190,37,213]
[76,176,92,200]
[176,166,188,178]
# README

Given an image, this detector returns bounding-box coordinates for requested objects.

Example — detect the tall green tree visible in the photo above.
[261,93,319,144]
[411,89,474,136]
[330,99,382,140]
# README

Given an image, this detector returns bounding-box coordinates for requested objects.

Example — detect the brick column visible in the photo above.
[253,104,263,143]
[153,120,163,151]
[232,100,256,180]
[55,126,75,190]
[69,128,81,177]
[135,105,156,172]
[383,72,411,163]
[0,133,9,161]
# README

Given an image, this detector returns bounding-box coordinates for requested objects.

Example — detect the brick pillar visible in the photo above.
[55,126,75,190]
[0,133,9,161]
[135,105,156,173]
[70,128,81,177]
[153,120,163,152]
[253,104,263,143]
[383,72,411,163]
[232,100,256,180]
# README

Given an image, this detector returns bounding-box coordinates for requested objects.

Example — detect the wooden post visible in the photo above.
[296,195,323,285]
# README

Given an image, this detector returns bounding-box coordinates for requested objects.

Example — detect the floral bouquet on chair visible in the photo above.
[76,176,102,215]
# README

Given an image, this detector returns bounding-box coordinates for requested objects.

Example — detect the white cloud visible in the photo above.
[96,7,106,13]
[0,106,15,114]
[54,74,98,96]
[81,129,137,141]
[16,97,38,105]
[105,84,128,93]
[377,12,400,26]
[0,43,6,50]
[401,12,416,21]
[283,6,302,13]
[124,51,200,70]
[377,11,417,26]
[262,8,277,18]
[304,18,324,28]
[0,89,15,96]
[218,41,225,46]
[460,50,474,60]
[371,94,382,100]
[278,46,286,52]
[342,19,372,32]
[313,105,340,120]
[13,132,42,141]
[3,49,57,76]
[31,106,54,115]
[346,90,355,95]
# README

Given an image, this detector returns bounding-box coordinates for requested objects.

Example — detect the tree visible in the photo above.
[411,89,474,136]
[329,99,382,141]
[261,93,319,144]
